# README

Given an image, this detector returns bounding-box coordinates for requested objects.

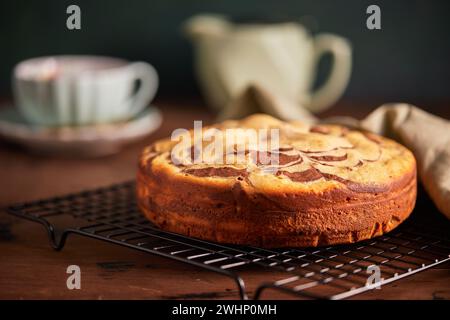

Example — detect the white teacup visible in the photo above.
[13,55,158,126]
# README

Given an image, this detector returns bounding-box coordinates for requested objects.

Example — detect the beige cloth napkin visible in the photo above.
[221,85,450,219]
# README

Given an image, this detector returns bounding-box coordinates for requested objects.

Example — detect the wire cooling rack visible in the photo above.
[7,181,450,300]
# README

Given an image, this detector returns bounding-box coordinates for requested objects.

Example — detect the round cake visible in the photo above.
[137,114,417,247]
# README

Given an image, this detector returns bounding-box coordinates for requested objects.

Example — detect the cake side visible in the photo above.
[137,152,416,247]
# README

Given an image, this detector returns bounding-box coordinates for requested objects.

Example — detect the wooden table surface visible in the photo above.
[0,99,449,300]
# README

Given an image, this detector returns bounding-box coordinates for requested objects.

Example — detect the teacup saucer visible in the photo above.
[0,106,162,157]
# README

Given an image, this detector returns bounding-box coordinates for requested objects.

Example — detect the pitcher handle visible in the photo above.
[309,34,352,113]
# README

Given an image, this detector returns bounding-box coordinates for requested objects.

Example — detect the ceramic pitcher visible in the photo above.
[185,14,352,113]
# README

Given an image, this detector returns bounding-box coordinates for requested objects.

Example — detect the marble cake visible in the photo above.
[137,114,417,247]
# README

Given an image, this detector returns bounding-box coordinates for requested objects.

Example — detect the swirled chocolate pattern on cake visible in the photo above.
[140,114,408,194]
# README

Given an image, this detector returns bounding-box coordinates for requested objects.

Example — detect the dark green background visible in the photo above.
[1,0,449,108]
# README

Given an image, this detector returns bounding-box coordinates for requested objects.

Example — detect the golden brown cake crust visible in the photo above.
[137,114,417,248]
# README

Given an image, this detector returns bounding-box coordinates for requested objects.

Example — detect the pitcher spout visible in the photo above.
[183,14,230,40]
